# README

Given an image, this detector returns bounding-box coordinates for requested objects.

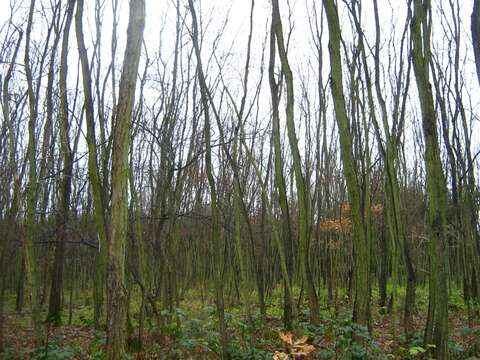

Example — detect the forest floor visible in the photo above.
[1,287,479,359]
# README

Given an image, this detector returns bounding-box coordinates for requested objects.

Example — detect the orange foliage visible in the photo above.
[371,203,384,216]
[319,217,352,234]
[273,332,316,359]
[340,201,351,215]
[319,202,383,235]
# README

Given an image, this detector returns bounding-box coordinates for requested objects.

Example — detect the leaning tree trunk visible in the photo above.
[75,0,109,329]
[323,0,370,327]
[271,0,320,325]
[268,16,296,329]
[187,0,229,357]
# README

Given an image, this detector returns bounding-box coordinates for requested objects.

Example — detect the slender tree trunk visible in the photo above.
[75,0,109,328]
[15,257,25,312]
[323,0,370,327]
[187,1,229,357]
[2,27,24,315]
[411,1,449,358]
[268,12,295,329]
[47,0,76,325]
[24,0,43,345]
[107,0,145,358]
[271,0,320,325]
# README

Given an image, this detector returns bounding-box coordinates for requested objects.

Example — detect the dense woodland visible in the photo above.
[0,0,480,359]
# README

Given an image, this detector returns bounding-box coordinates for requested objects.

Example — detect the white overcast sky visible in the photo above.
[1,0,475,89]
[1,0,476,88]
[0,0,478,161]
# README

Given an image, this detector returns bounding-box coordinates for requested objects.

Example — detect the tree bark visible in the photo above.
[47,0,76,325]
[188,0,229,357]
[410,1,449,358]
[107,0,145,358]
[268,10,296,329]
[75,0,109,328]
[271,0,320,326]
[323,0,370,327]
[24,0,43,345]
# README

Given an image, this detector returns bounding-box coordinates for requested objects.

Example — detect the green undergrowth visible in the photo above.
[1,285,479,359]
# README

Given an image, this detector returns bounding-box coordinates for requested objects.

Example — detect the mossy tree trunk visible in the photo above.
[187,0,229,357]
[47,0,76,325]
[75,0,109,329]
[323,0,371,327]
[24,0,43,346]
[410,1,449,358]
[107,0,145,358]
[271,0,320,326]
[268,13,295,329]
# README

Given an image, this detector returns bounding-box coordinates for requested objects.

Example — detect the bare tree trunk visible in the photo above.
[411,1,449,358]
[268,12,296,329]
[271,0,320,326]
[47,0,76,325]
[323,0,370,327]
[107,0,145,357]
[24,0,43,345]
[187,0,229,357]
[75,0,109,329]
